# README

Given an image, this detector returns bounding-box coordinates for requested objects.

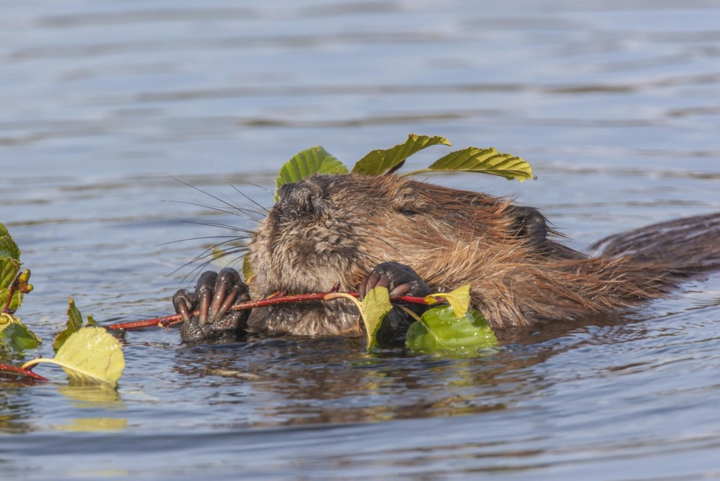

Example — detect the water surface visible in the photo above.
[1,1,720,479]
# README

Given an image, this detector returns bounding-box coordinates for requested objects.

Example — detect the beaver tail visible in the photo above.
[590,212,720,278]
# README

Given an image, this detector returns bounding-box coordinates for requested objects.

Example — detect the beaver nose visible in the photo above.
[276,181,324,217]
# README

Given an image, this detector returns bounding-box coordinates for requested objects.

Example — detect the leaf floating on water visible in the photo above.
[274,146,348,201]
[352,134,451,176]
[405,306,498,355]
[402,146,534,182]
[24,327,125,386]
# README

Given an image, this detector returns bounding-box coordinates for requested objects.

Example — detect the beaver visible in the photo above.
[173,173,720,344]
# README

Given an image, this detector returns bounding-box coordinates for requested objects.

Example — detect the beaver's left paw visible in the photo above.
[173,268,251,343]
[358,262,431,346]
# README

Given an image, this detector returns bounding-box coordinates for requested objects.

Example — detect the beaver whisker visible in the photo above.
[168,199,264,222]
[170,175,266,219]
[182,220,254,234]
[227,183,270,214]
[168,238,249,279]
[156,235,245,248]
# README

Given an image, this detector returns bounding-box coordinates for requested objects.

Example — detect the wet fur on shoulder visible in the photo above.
[247,173,720,335]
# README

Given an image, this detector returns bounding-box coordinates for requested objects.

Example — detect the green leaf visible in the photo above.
[274,146,348,201]
[0,235,21,261]
[402,147,534,182]
[85,314,98,328]
[24,327,125,386]
[0,258,21,311]
[53,297,85,352]
[352,134,451,176]
[0,222,9,238]
[0,257,19,289]
[425,284,471,318]
[0,312,41,358]
[405,306,497,354]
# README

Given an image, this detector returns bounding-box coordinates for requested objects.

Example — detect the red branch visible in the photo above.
[0,362,50,381]
[107,292,438,331]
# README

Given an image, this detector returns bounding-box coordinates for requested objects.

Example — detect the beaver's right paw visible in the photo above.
[358,262,431,346]
[359,262,430,299]
[173,268,251,343]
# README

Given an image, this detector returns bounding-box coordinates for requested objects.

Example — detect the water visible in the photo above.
[1,1,720,479]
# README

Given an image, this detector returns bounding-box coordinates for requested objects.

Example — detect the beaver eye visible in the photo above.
[398,207,419,217]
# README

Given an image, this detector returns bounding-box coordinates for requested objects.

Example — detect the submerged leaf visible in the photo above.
[275,146,348,201]
[352,134,451,176]
[402,146,534,182]
[24,327,125,386]
[405,306,497,354]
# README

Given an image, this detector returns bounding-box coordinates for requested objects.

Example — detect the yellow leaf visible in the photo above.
[23,327,125,386]
[425,284,471,318]
[360,286,393,348]
[324,287,393,350]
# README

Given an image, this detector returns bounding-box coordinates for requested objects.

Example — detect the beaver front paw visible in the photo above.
[173,267,251,343]
[358,262,431,346]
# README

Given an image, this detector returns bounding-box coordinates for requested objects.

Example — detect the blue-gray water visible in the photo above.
[1,1,720,479]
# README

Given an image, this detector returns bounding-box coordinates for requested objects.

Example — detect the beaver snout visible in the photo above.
[275,180,326,218]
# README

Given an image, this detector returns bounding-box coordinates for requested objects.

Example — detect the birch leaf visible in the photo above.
[403,147,534,182]
[424,284,471,318]
[352,134,451,175]
[406,306,497,354]
[24,327,125,386]
[274,146,348,201]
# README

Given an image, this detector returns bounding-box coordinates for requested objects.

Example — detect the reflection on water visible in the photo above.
[53,417,127,432]
[1,0,720,479]
[58,384,124,409]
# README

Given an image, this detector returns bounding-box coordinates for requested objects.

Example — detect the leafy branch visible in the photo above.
[275,134,534,191]
[0,223,124,385]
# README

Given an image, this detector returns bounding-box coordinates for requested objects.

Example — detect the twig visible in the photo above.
[106,291,438,331]
[0,362,50,381]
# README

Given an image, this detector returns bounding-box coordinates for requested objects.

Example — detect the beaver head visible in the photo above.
[248,174,570,326]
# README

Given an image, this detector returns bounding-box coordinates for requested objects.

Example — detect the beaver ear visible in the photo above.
[509,206,548,247]
[391,185,424,215]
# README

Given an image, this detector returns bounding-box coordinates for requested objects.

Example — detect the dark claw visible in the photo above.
[195,271,218,326]
[172,289,197,324]
[209,268,242,322]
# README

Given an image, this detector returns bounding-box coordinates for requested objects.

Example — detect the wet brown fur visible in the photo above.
[247,174,720,337]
